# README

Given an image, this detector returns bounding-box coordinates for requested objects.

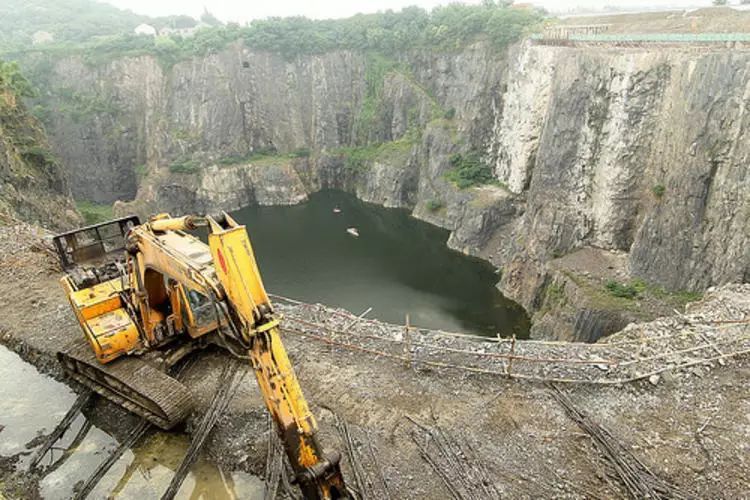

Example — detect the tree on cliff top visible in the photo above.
[0,60,35,98]
[151,15,198,30]
[0,0,147,52]
[200,8,223,27]
[3,2,545,65]
[240,3,545,56]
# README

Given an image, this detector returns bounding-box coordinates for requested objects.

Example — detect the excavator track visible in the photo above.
[57,339,193,430]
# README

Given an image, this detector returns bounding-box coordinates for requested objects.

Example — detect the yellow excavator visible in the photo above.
[52,213,348,499]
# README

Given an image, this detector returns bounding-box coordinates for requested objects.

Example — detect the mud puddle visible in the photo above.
[0,346,263,499]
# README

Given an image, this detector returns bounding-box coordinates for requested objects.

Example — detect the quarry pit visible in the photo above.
[0,221,748,499]
[1,5,749,499]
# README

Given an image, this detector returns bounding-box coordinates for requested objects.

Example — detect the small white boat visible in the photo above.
[333,207,342,214]
[347,227,359,237]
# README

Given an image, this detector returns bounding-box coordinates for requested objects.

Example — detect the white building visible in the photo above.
[134,24,157,36]
[32,31,54,45]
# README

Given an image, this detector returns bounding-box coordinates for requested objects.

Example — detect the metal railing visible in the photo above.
[530,32,750,49]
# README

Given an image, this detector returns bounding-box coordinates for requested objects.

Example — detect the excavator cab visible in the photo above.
[52,215,140,288]
[52,215,139,269]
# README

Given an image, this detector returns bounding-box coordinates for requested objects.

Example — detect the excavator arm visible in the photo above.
[206,213,348,499]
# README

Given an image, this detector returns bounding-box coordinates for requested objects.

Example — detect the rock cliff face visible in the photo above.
[489,45,749,291]
[35,47,367,204]
[27,41,750,340]
[486,45,749,339]
[0,82,78,228]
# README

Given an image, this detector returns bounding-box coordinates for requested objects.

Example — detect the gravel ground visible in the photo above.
[559,7,750,34]
[1,222,748,499]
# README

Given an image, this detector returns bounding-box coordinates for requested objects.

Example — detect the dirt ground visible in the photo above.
[0,221,748,499]
[559,7,750,34]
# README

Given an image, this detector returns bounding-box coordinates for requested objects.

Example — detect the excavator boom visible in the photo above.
[207,213,347,498]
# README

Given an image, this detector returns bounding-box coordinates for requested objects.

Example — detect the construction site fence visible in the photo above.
[270,293,750,386]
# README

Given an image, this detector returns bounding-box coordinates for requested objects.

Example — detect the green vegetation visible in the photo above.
[425,199,444,212]
[76,200,113,225]
[217,152,264,166]
[546,282,566,304]
[605,278,702,304]
[339,147,373,170]
[30,104,51,122]
[0,60,34,97]
[556,271,704,320]
[240,2,544,56]
[0,0,228,53]
[652,184,665,198]
[133,163,147,180]
[140,27,245,68]
[0,0,146,52]
[217,147,310,167]
[2,1,544,67]
[54,88,119,122]
[170,148,311,174]
[538,281,567,317]
[153,15,198,30]
[354,54,403,143]
[1,61,60,172]
[605,280,641,299]
[20,144,57,167]
[200,9,223,27]
[445,152,495,188]
[353,53,446,145]
[289,148,311,158]
[637,279,702,304]
[336,134,416,170]
[168,158,200,174]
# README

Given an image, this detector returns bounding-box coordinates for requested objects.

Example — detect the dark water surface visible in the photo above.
[231,190,529,337]
[0,346,263,499]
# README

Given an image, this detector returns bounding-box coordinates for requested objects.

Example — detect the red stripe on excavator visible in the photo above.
[216,248,228,274]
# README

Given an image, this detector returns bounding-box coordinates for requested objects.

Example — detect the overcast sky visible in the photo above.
[101,0,715,23]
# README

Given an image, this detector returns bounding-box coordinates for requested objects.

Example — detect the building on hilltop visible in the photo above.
[32,31,54,45]
[134,24,157,36]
